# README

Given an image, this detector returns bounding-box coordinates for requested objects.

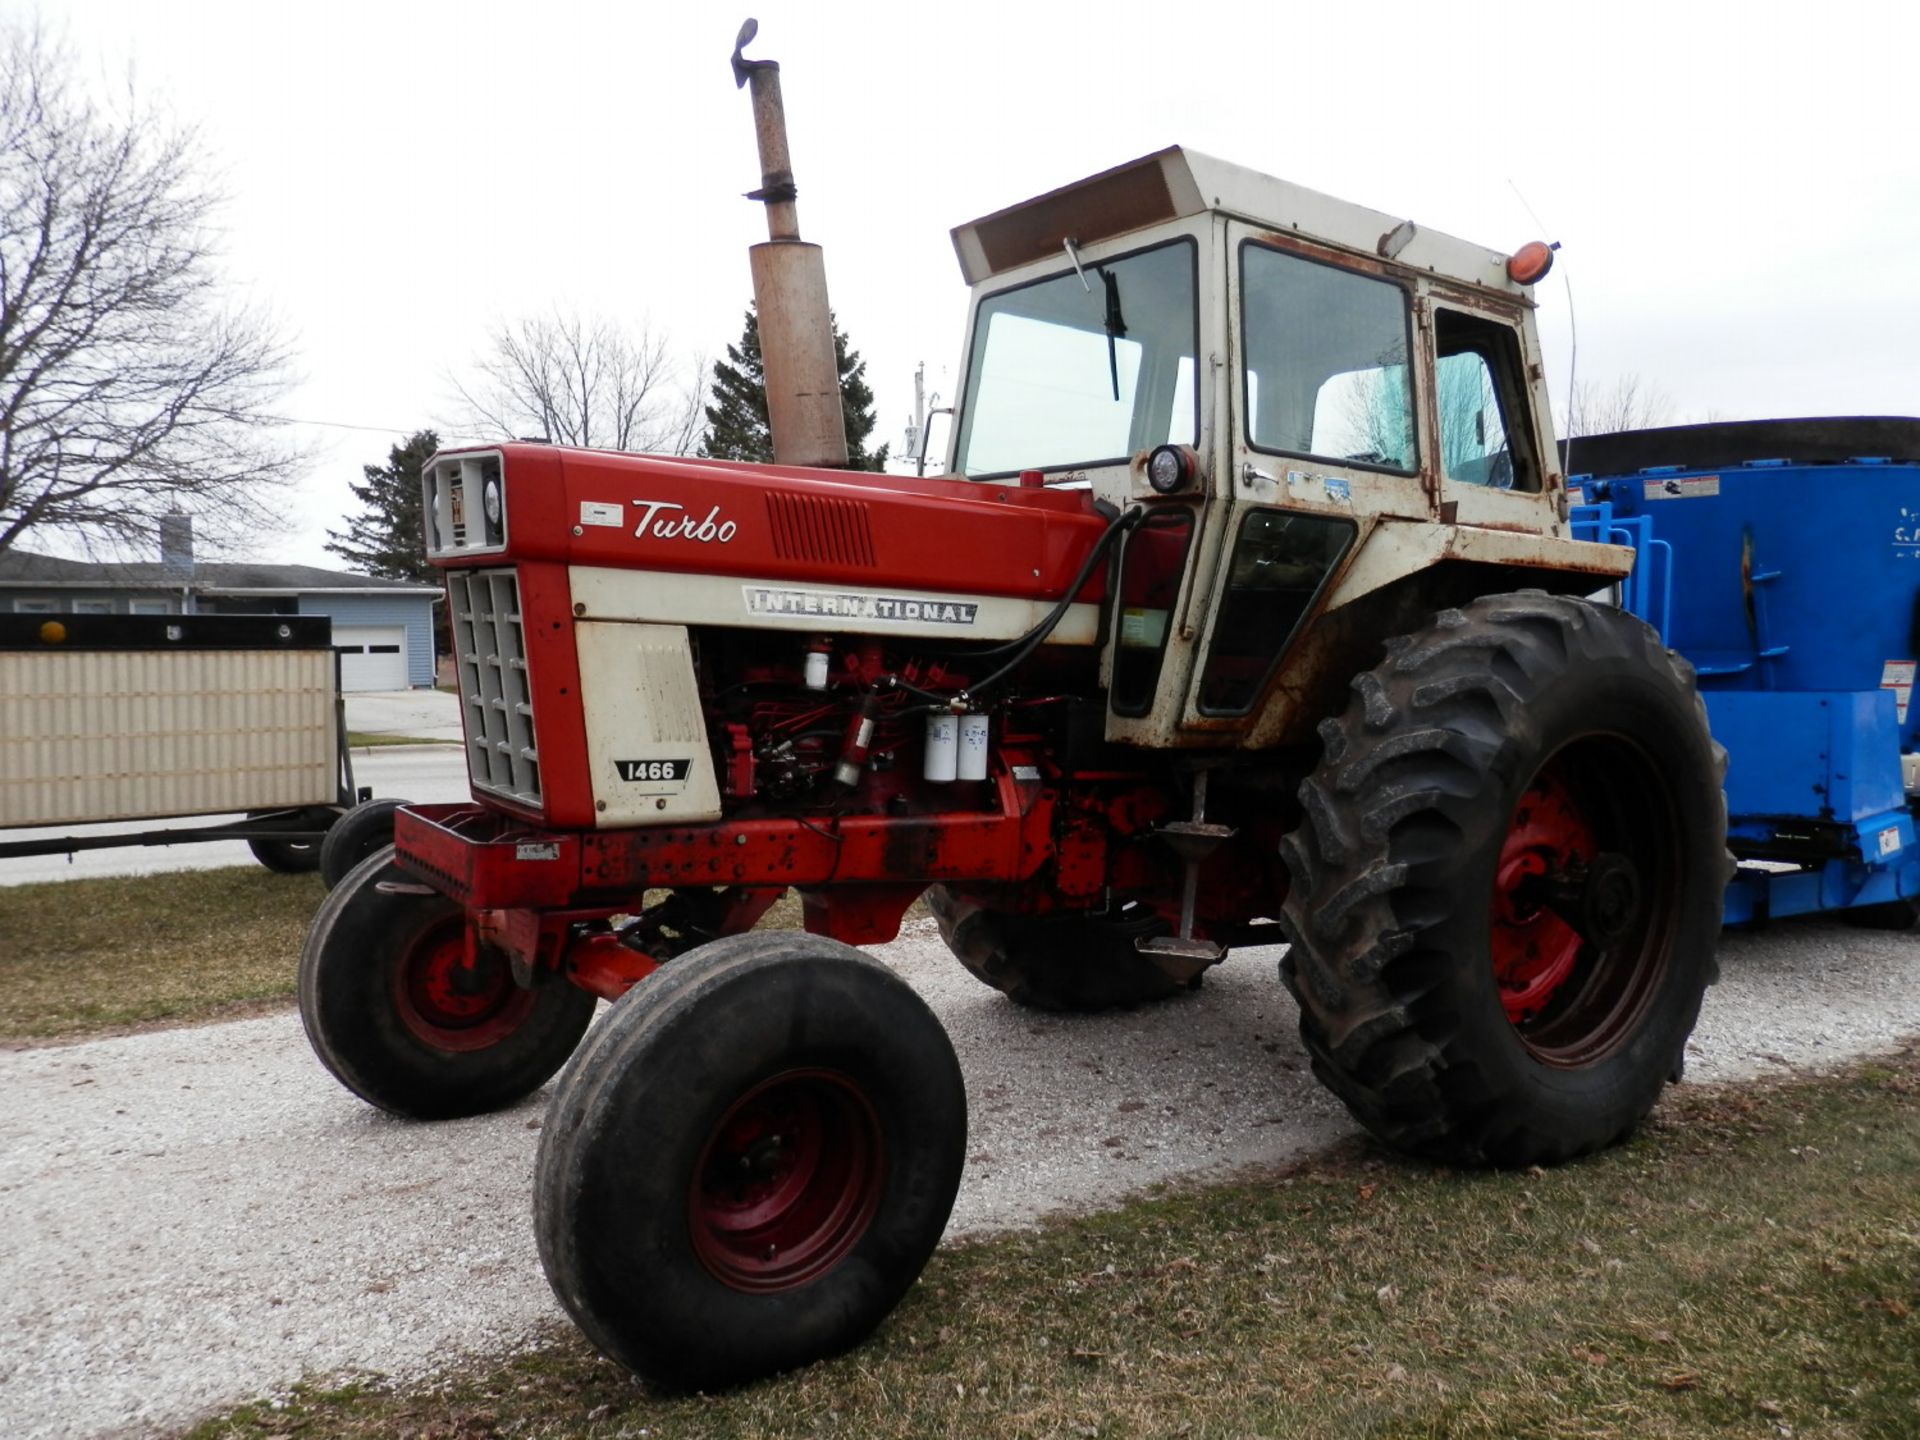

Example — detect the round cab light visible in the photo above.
[1507,240,1558,286]
[1147,444,1195,495]
[483,478,503,527]
[38,620,66,644]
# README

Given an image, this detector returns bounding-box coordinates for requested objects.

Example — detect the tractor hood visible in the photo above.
[422,442,1112,605]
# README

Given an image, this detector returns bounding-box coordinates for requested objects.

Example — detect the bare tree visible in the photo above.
[453,312,706,454]
[0,21,299,557]
[1565,374,1674,437]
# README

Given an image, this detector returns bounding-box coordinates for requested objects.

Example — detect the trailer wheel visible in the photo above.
[1279,593,1729,1167]
[248,834,321,873]
[925,887,1194,1011]
[536,931,966,1391]
[300,852,596,1119]
[319,798,407,890]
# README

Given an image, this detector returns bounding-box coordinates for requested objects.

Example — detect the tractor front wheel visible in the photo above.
[1280,593,1729,1167]
[299,853,596,1119]
[926,887,1199,1011]
[535,931,966,1391]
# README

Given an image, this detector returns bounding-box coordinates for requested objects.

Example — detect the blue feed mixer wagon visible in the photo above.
[1566,417,1920,927]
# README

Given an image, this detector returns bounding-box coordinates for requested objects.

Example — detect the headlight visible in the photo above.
[1147,444,1196,495]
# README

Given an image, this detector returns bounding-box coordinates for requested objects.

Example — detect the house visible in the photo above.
[0,514,442,691]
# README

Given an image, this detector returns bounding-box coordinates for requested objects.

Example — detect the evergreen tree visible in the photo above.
[699,306,889,470]
[326,430,439,580]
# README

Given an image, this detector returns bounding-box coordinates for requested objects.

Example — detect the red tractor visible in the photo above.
[301,28,1726,1391]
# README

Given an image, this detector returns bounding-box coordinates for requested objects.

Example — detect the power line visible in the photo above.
[265,414,492,442]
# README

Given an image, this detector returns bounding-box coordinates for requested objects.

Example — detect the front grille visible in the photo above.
[449,569,541,807]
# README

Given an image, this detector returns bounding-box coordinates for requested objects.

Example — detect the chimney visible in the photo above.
[160,510,195,580]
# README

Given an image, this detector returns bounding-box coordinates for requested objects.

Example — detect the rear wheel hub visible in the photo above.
[1491,766,1595,1025]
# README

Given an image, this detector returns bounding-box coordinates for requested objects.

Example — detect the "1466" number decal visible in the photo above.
[614,758,692,783]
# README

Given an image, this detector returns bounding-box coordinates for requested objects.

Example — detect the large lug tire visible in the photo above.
[536,931,967,1391]
[299,850,597,1119]
[1279,593,1730,1168]
[925,885,1195,1012]
[319,798,407,891]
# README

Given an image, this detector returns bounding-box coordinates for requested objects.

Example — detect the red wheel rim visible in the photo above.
[1490,763,1596,1026]
[1488,737,1681,1068]
[689,1068,886,1294]
[390,918,535,1052]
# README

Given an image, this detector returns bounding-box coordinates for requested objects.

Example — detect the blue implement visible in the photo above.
[1567,419,1920,925]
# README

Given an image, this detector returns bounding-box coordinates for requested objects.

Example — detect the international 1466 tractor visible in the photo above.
[300,24,1726,1390]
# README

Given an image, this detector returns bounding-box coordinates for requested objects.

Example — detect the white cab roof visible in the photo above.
[952,146,1528,299]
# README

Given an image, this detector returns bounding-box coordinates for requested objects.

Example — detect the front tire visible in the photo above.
[536,931,967,1391]
[926,886,1196,1011]
[299,851,596,1119]
[1279,593,1728,1167]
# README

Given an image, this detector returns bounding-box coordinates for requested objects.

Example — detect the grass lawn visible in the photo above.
[181,1046,1920,1440]
[0,866,326,1042]
[0,868,815,1044]
[344,731,445,747]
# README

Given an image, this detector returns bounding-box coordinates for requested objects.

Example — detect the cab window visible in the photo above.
[1241,243,1416,474]
[1110,507,1195,715]
[955,239,1199,478]
[1434,309,1540,491]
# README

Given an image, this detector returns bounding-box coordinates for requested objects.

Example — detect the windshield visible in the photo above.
[953,239,1198,477]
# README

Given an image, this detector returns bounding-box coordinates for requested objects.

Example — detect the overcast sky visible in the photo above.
[48,0,1920,567]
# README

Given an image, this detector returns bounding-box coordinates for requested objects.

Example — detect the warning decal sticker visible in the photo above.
[1881,659,1915,724]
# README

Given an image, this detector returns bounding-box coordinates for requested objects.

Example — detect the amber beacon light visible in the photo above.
[1506,240,1559,285]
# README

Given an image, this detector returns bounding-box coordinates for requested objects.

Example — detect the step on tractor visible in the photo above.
[300,26,1731,1390]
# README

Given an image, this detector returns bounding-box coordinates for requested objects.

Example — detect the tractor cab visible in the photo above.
[945,147,1609,746]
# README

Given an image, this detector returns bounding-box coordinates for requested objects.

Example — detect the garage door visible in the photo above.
[332,625,408,691]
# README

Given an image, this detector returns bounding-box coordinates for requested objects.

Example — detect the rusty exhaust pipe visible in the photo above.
[731,19,850,470]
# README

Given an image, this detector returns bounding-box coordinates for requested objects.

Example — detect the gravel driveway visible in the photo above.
[4,916,1919,1439]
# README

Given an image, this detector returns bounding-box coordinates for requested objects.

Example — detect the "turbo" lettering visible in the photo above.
[630,500,737,544]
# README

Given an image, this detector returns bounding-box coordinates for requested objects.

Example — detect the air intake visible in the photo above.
[765,492,876,568]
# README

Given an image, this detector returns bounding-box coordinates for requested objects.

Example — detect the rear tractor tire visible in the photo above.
[536,932,967,1391]
[926,886,1197,1012]
[299,851,597,1119]
[1279,593,1729,1168]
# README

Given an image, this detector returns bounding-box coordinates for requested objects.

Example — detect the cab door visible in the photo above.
[1178,224,1433,734]
[1425,291,1567,535]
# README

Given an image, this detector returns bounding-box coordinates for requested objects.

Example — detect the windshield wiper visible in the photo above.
[1097,265,1127,402]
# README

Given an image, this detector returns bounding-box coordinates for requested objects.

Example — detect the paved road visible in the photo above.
[0,747,472,887]
[4,915,1919,1439]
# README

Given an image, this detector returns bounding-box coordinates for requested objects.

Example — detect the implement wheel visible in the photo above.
[299,852,596,1119]
[536,931,966,1391]
[1280,593,1729,1167]
[926,887,1196,1011]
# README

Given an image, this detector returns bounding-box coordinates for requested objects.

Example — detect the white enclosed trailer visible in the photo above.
[0,613,365,871]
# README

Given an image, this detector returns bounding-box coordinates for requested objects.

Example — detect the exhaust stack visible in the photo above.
[731,19,849,470]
